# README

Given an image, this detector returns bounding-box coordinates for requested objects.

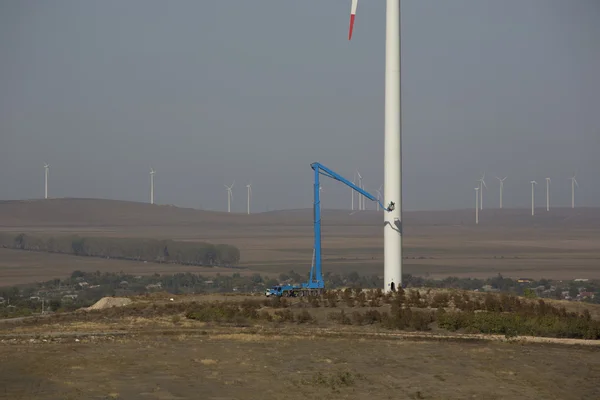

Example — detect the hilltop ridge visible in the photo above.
[0,198,599,229]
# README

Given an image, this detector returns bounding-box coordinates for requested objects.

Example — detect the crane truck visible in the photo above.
[265,162,394,297]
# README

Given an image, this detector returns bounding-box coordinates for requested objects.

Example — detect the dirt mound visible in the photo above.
[84,297,132,311]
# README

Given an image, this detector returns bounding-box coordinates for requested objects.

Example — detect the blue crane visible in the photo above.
[265,162,394,297]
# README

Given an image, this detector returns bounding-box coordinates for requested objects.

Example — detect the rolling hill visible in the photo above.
[0,198,599,229]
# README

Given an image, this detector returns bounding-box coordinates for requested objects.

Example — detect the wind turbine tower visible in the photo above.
[225,182,234,213]
[149,168,155,205]
[496,177,506,209]
[351,172,356,211]
[246,183,252,215]
[545,178,551,211]
[376,185,383,212]
[530,180,537,216]
[570,175,578,208]
[349,0,402,292]
[475,187,479,224]
[356,170,363,211]
[478,173,487,210]
[43,163,50,199]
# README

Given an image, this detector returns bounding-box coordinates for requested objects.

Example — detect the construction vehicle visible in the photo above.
[265,162,394,297]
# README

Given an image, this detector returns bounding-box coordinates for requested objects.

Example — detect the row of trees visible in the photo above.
[0,233,240,266]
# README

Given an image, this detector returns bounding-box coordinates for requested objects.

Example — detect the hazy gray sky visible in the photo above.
[1,0,599,212]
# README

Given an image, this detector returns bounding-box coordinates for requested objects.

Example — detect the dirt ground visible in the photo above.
[0,331,599,400]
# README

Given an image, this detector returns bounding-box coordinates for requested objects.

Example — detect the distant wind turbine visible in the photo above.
[376,185,383,212]
[570,175,578,208]
[246,183,252,215]
[351,171,358,211]
[356,170,363,211]
[475,187,479,224]
[149,168,155,205]
[530,180,537,216]
[496,177,506,209]
[545,178,551,212]
[478,173,487,210]
[225,182,234,213]
[43,163,50,199]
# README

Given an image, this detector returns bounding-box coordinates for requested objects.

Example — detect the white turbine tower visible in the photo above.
[570,175,578,208]
[246,183,252,215]
[475,187,479,224]
[349,0,402,292]
[149,168,155,205]
[351,171,356,211]
[225,182,234,213]
[496,177,506,209]
[356,170,363,211]
[43,163,50,199]
[376,185,383,212]
[478,173,487,210]
[545,177,551,212]
[530,180,537,216]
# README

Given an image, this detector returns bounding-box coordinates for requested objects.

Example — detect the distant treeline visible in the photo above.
[0,233,240,266]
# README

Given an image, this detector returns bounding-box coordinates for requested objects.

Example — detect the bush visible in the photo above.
[437,309,600,339]
[328,310,352,325]
[351,311,364,325]
[274,309,295,322]
[430,292,450,308]
[310,297,321,308]
[297,310,314,324]
[355,292,366,307]
[259,310,273,322]
[363,310,382,324]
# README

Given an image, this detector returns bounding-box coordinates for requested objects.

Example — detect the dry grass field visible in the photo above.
[2,333,599,400]
[1,198,600,284]
[1,292,599,400]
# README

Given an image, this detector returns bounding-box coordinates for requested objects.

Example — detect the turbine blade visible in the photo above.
[348,0,358,40]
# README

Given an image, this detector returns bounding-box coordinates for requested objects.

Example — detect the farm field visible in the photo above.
[0,199,599,284]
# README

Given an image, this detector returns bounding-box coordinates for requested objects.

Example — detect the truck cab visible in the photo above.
[265,284,296,297]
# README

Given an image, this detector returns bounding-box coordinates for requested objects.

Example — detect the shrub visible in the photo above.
[351,311,364,325]
[363,310,382,324]
[430,292,450,308]
[355,292,366,307]
[410,310,433,331]
[297,310,314,324]
[407,290,422,307]
[258,310,273,322]
[327,310,352,325]
[274,309,295,322]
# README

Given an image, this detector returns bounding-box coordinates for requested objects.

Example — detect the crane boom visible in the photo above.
[265,162,393,297]
[306,162,394,290]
